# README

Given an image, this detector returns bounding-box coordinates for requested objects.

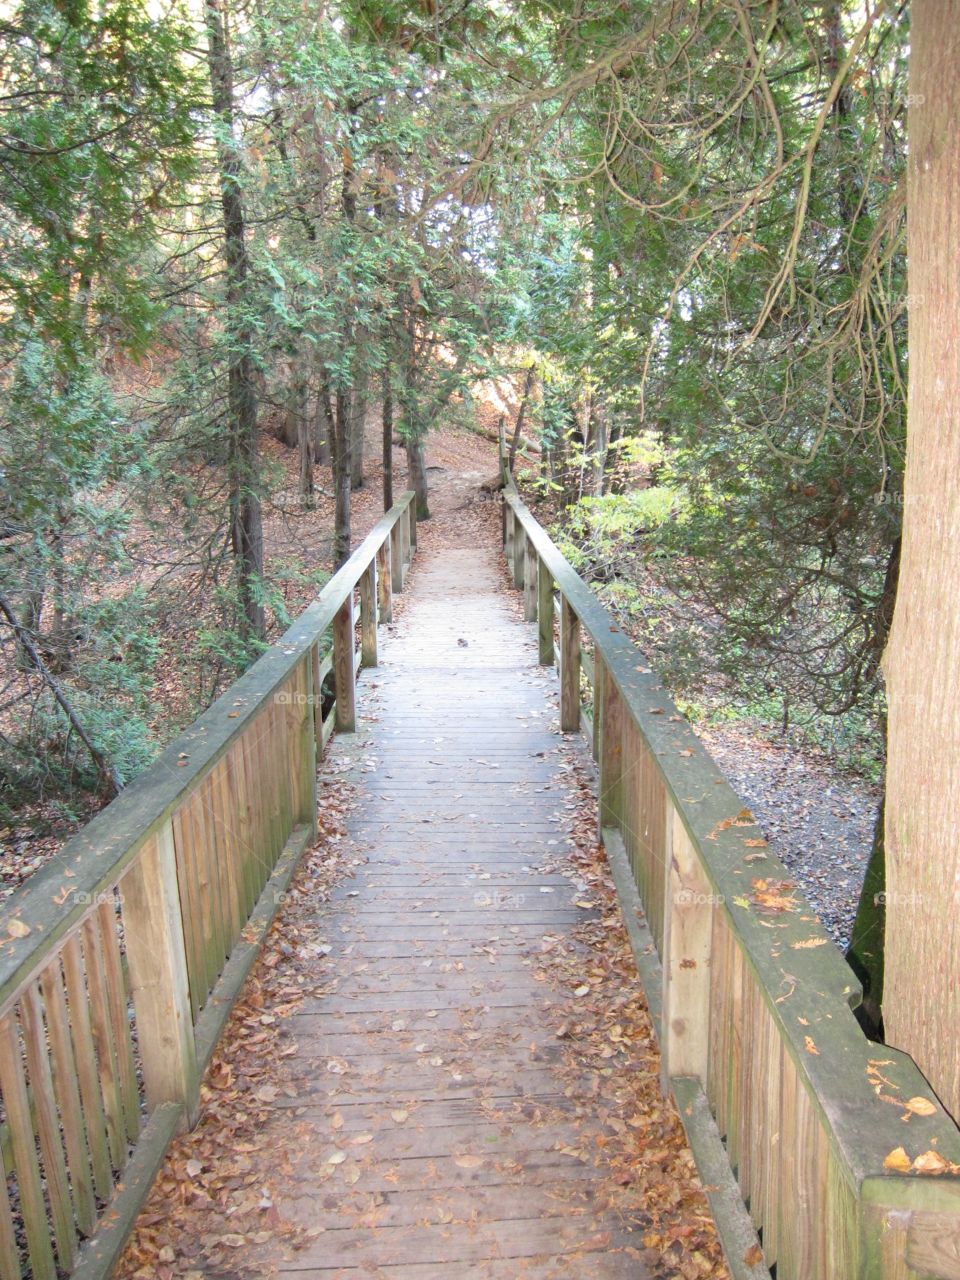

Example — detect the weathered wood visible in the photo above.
[662,806,711,1085]
[537,557,554,665]
[332,592,356,733]
[592,650,603,762]
[38,960,97,1235]
[121,825,199,1122]
[504,503,515,568]
[377,539,392,623]
[20,983,77,1271]
[672,1077,770,1280]
[80,915,126,1168]
[0,1013,57,1279]
[408,497,417,551]
[61,934,113,1198]
[559,595,580,733]
[95,898,140,1144]
[360,559,378,667]
[0,1138,20,1280]
[311,642,324,752]
[70,1104,183,1280]
[523,536,537,622]
[391,525,403,592]
[598,661,623,829]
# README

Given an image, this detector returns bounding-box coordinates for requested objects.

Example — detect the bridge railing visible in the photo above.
[500,470,960,1280]
[0,493,417,1280]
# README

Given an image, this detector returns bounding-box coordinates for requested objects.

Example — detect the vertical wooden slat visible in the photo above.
[598,661,623,827]
[61,934,113,1198]
[80,915,126,1168]
[299,652,319,834]
[591,651,603,763]
[0,1014,57,1280]
[122,826,199,1122]
[537,557,554,666]
[38,960,97,1235]
[662,808,711,1087]
[172,800,209,1014]
[95,898,140,1144]
[360,558,378,667]
[377,540,393,624]
[504,505,515,575]
[523,535,537,622]
[191,783,226,985]
[333,593,357,732]
[209,761,242,954]
[19,985,77,1271]
[0,1137,21,1280]
[512,515,524,588]
[399,502,410,573]
[559,595,580,733]
[226,739,256,922]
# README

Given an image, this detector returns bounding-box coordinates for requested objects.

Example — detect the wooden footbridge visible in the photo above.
[2,468,960,1280]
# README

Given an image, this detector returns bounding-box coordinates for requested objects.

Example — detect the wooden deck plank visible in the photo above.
[262,545,654,1278]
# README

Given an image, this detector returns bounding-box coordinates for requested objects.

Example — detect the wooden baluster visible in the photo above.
[300,652,319,835]
[80,915,126,1168]
[408,498,417,552]
[512,515,524,589]
[661,807,711,1089]
[537,557,554,666]
[19,984,77,1271]
[598,662,624,828]
[171,802,207,1016]
[592,651,604,763]
[38,960,97,1235]
[0,1139,20,1280]
[0,1014,56,1279]
[559,595,580,732]
[523,536,537,622]
[122,825,199,1124]
[377,539,392,623]
[360,558,378,667]
[96,898,141,1143]
[333,591,357,732]
[399,502,410,575]
[504,504,515,565]
[60,934,113,1197]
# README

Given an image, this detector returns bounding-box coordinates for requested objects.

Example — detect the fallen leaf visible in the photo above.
[804,1036,820,1055]
[904,1096,937,1117]
[883,1146,912,1173]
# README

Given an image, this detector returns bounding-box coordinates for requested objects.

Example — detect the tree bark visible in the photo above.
[205,0,265,642]
[382,372,394,511]
[405,434,430,521]
[508,364,536,470]
[349,359,368,490]
[881,1,960,1121]
[332,389,352,568]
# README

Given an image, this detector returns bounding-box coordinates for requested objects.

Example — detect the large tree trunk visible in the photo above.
[508,364,536,470]
[881,2,960,1121]
[205,0,265,642]
[350,362,368,491]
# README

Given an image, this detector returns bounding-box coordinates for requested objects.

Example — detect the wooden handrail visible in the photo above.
[0,492,417,1280]
[499,463,960,1280]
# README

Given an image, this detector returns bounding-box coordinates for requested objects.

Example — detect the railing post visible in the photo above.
[359,559,378,668]
[300,652,319,835]
[523,535,537,622]
[661,807,711,1090]
[537,557,554,665]
[408,498,417,552]
[399,502,410,574]
[504,504,515,568]
[390,525,403,593]
[332,592,356,732]
[311,642,324,756]
[121,822,199,1128]
[559,595,580,732]
[512,519,524,588]
[377,538,393,623]
[598,661,624,834]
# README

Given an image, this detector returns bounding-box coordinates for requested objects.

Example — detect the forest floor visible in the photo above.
[2,405,877,950]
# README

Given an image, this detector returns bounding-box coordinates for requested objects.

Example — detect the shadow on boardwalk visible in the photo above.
[119,487,729,1280]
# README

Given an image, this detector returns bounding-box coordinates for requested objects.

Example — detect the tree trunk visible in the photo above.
[382,372,394,511]
[205,0,265,642]
[881,2,960,1121]
[315,374,334,469]
[508,364,536,470]
[350,361,368,491]
[332,389,352,568]
[406,434,430,521]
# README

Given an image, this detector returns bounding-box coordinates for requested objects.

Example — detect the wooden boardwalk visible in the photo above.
[270,542,655,1277]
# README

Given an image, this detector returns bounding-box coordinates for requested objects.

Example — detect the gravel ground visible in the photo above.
[696,721,881,950]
